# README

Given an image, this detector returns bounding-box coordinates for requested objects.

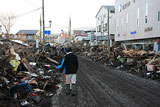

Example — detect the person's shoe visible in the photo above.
[71,84,76,96]
[66,84,70,94]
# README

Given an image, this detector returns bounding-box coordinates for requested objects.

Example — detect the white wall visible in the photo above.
[115,0,160,41]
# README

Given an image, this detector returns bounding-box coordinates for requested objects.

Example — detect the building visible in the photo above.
[72,30,88,42]
[16,30,39,45]
[115,0,160,48]
[95,5,116,46]
[72,30,84,39]
[83,28,96,46]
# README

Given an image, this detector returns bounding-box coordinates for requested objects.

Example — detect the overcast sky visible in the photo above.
[0,0,115,34]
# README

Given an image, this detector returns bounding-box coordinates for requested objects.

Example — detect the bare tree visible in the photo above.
[0,12,16,34]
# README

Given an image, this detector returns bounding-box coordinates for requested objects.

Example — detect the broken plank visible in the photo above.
[21,58,33,71]
[43,80,49,90]
[46,57,59,65]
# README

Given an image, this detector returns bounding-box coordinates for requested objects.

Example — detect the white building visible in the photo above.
[95,6,116,46]
[115,0,160,47]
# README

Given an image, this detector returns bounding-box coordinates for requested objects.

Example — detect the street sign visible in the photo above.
[45,30,51,34]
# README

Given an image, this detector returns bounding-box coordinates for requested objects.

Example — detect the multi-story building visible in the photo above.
[115,0,160,48]
[95,6,116,46]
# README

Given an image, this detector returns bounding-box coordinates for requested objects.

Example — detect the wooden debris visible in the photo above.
[147,57,160,65]
[46,57,59,65]
[43,80,49,90]
[72,42,160,75]
[122,43,127,51]
[21,58,33,71]
[0,40,61,107]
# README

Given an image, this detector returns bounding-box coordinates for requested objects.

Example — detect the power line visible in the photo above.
[0,7,42,20]
[16,7,42,18]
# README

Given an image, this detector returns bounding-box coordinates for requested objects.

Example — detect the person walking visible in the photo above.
[60,47,78,96]
[56,53,72,86]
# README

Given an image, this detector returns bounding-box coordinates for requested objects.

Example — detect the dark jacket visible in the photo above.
[61,52,78,74]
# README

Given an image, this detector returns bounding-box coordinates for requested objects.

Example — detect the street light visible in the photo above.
[45,20,52,28]
[49,20,52,28]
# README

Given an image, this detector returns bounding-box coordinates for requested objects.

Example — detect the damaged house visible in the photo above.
[16,30,39,46]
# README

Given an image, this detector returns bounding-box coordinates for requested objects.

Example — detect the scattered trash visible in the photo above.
[21,100,28,107]
[29,62,36,66]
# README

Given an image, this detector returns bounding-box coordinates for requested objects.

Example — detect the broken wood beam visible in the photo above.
[46,57,59,65]
[21,58,33,71]
[43,80,49,90]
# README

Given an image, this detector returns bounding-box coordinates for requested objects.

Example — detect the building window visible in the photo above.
[98,17,101,20]
[145,16,148,24]
[99,25,102,32]
[97,26,99,32]
[26,35,34,39]
[119,4,122,12]
[104,23,108,31]
[145,3,148,16]
[158,11,160,22]
[145,3,148,24]
[137,8,139,26]
[110,10,115,13]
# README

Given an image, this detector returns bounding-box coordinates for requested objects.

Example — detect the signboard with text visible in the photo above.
[45,30,51,35]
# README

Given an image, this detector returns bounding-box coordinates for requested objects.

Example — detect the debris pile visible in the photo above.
[0,40,62,107]
[72,42,160,79]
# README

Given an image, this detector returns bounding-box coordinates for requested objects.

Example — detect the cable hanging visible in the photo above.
[16,7,42,18]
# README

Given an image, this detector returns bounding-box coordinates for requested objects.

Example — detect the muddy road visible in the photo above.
[53,56,160,107]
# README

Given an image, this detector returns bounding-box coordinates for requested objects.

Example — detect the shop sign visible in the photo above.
[119,1,131,12]
[130,31,137,34]
[122,1,131,10]
[144,27,153,32]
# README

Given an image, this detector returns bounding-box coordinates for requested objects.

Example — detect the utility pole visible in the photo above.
[0,25,2,34]
[107,6,110,48]
[40,14,42,43]
[42,0,45,47]
[68,16,71,46]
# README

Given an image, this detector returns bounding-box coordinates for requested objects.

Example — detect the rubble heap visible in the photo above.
[0,40,62,107]
[72,42,160,79]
